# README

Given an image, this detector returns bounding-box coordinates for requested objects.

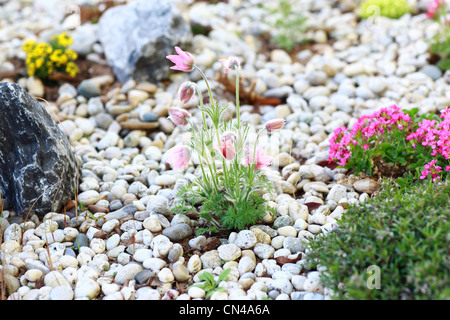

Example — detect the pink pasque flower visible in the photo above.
[166,146,191,170]
[177,82,195,104]
[219,57,240,74]
[166,47,195,72]
[168,107,191,126]
[218,139,236,161]
[245,147,271,170]
[265,119,286,133]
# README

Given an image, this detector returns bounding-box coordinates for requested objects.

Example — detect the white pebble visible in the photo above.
[133,248,153,262]
[277,226,297,237]
[143,257,167,272]
[188,286,206,299]
[75,278,100,299]
[158,267,174,283]
[143,215,162,232]
[44,271,71,288]
[187,254,202,274]
[50,286,74,300]
[25,269,43,282]
[106,234,121,250]
[59,255,79,269]
[90,238,106,254]
[102,219,120,233]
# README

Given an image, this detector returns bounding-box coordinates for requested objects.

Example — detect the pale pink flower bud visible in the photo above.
[218,139,236,160]
[219,57,240,74]
[265,119,285,133]
[177,82,195,104]
[166,145,191,170]
[168,107,191,126]
[166,47,195,72]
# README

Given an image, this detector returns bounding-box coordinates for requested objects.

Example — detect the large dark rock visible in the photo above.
[0,82,78,218]
[97,0,192,83]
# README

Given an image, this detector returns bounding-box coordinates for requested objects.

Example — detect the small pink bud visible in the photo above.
[219,57,240,74]
[177,82,195,104]
[166,47,195,72]
[168,107,191,126]
[265,119,285,133]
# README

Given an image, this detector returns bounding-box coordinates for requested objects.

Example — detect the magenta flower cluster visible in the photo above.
[407,108,450,180]
[329,105,411,167]
[329,105,450,181]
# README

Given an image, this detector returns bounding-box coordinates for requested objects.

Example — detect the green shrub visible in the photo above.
[359,0,412,19]
[305,179,450,300]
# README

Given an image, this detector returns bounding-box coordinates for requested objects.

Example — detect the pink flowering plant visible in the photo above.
[406,107,450,181]
[329,105,450,182]
[426,0,450,70]
[165,47,282,232]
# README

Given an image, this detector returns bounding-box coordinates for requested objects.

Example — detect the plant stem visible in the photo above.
[235,68,240,128]
[191,82,207,128]
[245,128,266,202]
[194,65,215,107]
[187,118,219,192]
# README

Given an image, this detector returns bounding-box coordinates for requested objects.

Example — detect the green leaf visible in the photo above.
[218,268,231,282]
[199,271,215,284]
[437,58,450,71]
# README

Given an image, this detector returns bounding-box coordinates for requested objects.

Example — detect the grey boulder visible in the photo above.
[0,82,78,218]
[97,0,192,83]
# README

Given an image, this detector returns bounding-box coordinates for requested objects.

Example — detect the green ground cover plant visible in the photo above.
[305,179,450,300]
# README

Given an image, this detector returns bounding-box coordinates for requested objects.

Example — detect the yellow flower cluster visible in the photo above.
[22,32,79,78]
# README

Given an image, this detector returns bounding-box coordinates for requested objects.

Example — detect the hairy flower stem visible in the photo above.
[191,82,207,127]
[194,65,215,109]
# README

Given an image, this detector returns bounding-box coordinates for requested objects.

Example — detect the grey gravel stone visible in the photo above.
[104,205,137,221]
[135,269,155,285]
[162,223,193,242]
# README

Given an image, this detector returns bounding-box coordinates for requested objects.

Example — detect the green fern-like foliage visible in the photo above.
[171,171,275,232]
[218,192,273,231]
[359,0,412,19]
[264,0,308,51]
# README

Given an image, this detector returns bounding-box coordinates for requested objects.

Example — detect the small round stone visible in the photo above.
[162,223,192,242]
[157,267,174,283]
[217,243,241,261]
[188,286,206,299]
[50,286,74,300]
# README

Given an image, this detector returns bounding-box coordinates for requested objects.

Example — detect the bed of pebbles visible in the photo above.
[0,0,448,300]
